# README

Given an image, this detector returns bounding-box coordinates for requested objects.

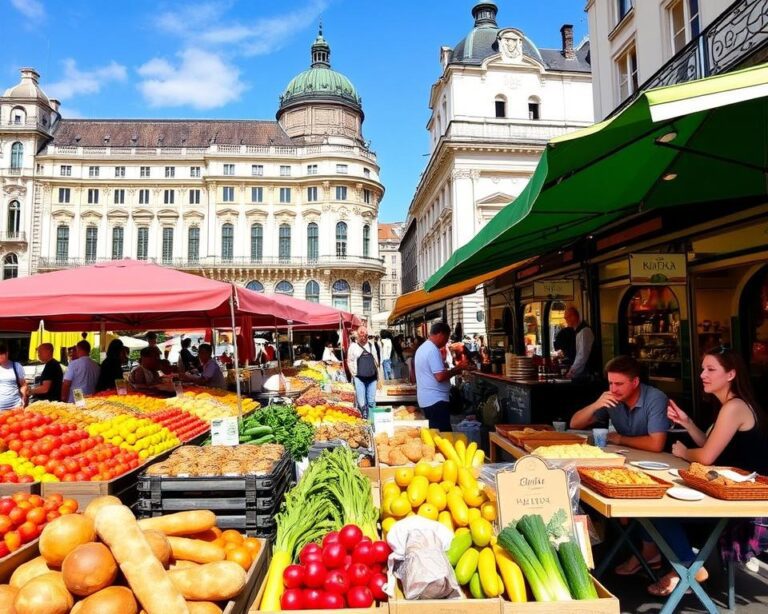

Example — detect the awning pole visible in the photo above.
[229,285,243,419]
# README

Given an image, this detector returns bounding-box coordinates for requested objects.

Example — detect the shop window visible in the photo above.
[2,253,18,279]
[332,279,350,311]
[246,280,264,293]
[305,280,320,303]
[275,280,294,296]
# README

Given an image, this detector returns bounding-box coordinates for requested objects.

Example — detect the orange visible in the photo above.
[61,498,79,512]
[243,537,262,555]
[190,528,220,542]
[221,529,244,544]
[226,546,252,570]
[223,541,239,552]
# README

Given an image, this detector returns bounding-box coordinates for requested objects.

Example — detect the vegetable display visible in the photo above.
[239,404,314,460]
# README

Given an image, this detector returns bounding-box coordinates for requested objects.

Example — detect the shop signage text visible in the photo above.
[629,253,687,285]
[533,280,574,300]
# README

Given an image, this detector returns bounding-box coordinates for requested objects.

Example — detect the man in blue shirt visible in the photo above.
[570,355,670,452]
[415,322,469,431]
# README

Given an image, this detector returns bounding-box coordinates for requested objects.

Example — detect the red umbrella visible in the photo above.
[264,294,361,330]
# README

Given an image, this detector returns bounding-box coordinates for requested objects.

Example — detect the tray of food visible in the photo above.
[578,466,673,498]
[679,463,768,500]
[504,427,587,448]
[528,443,626,466]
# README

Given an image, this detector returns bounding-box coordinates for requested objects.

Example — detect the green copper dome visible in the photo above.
[278,26,362,115]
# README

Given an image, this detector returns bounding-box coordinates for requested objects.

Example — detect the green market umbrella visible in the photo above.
[425,63,768,291]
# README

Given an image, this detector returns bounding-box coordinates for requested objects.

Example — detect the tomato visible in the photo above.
[303,588,323,609]
[18,521,38,543]
[8,506,25,525]
[323,569,350,595]
[348,563,372,587]
[46,510,60,522]
[0,541,8,558]
[321,542,345,569]
[347,586,374,608]
[352,541,375,566]
[303,561,327,589]
[369,573,388,601]
[280,588,304,610]
[27,495,43,508]
[0,515,11,534]
[320,592,345,609]
[299,543,323,566]
[0,499,13,515]
[322,531,340,548]
[338,524,363,551]
[26,507,45,525]
[4,531,21,552]
[283,564,305,589]
[371,541,391,564]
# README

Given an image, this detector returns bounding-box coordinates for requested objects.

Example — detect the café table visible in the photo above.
[490,433,763,613]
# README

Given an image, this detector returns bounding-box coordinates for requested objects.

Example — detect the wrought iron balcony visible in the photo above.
[613,0,768,115]
[0,232,27,243]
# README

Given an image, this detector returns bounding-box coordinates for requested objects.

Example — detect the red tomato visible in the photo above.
[46,510,61,522]
[371,541,391,564]
[0,515,11,534]
[352,541,375,566]
[8,506,25,525]
[280,588,304,610]
[347,586,374,608]
[338,524,363,551]
[369,573,388,601]
[298,543,323,566]
[0,499,13,516]
[321,592,345,609]
[303,561,327,589]
[27,495,43,508]
[4,531,21,552]
[348,563,372,587]
[322,531,340,548]
[17,521,38,543]
[321,542,345,569]
[26,507,46,525]
[282,564,305,589]
[323,569,350,595]
[303,589,323,610]
[0,541,9,558]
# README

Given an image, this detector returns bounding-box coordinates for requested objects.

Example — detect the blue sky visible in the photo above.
[2,0,589,222]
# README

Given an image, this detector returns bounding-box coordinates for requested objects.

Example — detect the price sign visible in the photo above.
[115,379,127,396]
[73,388,86,408]
[371,406,394,436]
[173,379,184,396]
[211,417,240,446]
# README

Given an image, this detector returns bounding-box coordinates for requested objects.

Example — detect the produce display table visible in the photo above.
[494,436,761,614]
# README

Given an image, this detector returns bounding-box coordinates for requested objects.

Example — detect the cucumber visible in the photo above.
[446,531,473,566]
[469,572,486,599]
[252,434,275,444]
[243,425,272,437]
[239,435,253,443]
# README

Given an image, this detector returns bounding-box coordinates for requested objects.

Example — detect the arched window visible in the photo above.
[363,224,370,258]
[275,280,294,296]
[56,225,69,263]
[305,280,320,303]
[111,226,124,260]
[10,107,25,125]
[85,226,98,262]
[279,224,291,261]
[7,201,20,235]
[528,96,541,120]
[332,279,350,311]
[250,223,263,262]
[2,253,18,280]
[335,222,347,258]
[307,223,319,261]
[10,142,23,169]
[187,227,199,262]
[494,96,506,118]
[246,280,264,293]
[221,223,234,262]
[362,281,372,313]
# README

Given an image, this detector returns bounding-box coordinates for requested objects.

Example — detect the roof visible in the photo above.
[378,223,403,241]
[3,68,50,104]
[49,119,294,148]
[538,41,591,74]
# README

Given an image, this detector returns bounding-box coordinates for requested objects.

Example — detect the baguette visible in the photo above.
[94,505,189,614]
[167,537,226,563]
[138,511,217,536]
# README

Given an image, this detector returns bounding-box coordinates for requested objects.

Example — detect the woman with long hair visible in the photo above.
[642,347,768,595]
[96,339,126,392]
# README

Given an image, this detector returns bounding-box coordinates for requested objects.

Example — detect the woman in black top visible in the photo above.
[96,339,126,392]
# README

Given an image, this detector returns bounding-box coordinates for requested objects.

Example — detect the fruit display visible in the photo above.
[0,491,78,556]
[86,416,180,460]
[2,499,262,613]
[146,444,286,477]
[375,428,438,465]
[166,389,260,420]
[295,387,356,409]
[313,424,371,450]
[296,404,362,425]
[146,409,209,443]
[393,405,425,420]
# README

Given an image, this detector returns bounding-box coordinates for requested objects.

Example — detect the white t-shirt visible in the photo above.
[381,338,393,361]
[0,362,24,410]
[414,340,450,407]
[201,360,226,389]
[63,356,100,402]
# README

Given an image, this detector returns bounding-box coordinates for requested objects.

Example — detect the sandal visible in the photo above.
[614,554,662,576]
[647,569,708,597]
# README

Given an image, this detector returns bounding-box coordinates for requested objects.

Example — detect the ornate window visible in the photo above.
[307,223,319,261]
[56,226,69,263]
[10,142,23,169]
[187,227,199,262]
[335,222,347,258]
[111,226,124,260]
[332,279,350,311]
[2,253,18,280]
[246,280,264,293]
[279,224,291,261]
[362,281,372,313]
[137,227,149,260]
[363,224,370,258]
[275,280,294,296]
[162,227,174,264]
[250,223,263,262]
[7,201,20,235]
[85,226,98,262]
[305,280,320,303]
[222,223,234,262]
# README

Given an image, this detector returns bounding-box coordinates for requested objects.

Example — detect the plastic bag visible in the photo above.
[385,517,461,600]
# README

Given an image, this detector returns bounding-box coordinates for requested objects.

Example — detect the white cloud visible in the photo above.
[10,0,45,21]
[137,48,245,110]
[156,0,328,57]
[46,59,128,100]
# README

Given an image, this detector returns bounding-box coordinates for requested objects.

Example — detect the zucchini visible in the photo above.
[446,531,472,566]
[252,434,275,444]
[558,540,598,600]
[243,425,272,437]
[469,572,485,599]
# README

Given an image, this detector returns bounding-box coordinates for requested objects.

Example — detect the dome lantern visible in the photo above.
[472,2,498,28]
[311,24,331,68]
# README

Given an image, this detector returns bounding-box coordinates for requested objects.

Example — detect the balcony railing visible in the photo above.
[445,119,591,144]
[5,119,50,130]
[38,254,386,271]
[612,0,768,115]
[0,232,27,243]
[0,167,31,177]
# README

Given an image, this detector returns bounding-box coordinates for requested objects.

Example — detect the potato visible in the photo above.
[0,584,18,614]
[143,530,172,567]
[62,542,118,596]
[13,572,73,614]
[167,561,246,601]
[70,586,138,614]
[39,514,96,566]
[10,555,52,589]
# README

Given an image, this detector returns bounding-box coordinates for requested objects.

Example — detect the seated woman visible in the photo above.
[127,347,163,390]
[619,347,768,596]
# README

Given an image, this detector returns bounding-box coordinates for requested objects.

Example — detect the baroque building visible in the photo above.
[404,2,593,336]
[0,30,385,316]
[378,222,404,313]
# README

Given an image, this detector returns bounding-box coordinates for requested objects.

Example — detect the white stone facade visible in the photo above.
[378,223,404,313]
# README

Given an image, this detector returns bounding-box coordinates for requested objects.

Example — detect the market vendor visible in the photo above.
[564,307,597,381]
[569,355,670,452]
[127,346,163,390]
[182,343,226,389]
[415,322,469,431]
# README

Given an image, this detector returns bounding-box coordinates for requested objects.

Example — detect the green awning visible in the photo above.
[425,64,768,291]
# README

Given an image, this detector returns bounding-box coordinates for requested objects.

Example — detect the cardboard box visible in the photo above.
[501,577,619,614]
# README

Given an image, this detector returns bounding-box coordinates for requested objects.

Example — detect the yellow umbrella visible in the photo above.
[28,324,95,362]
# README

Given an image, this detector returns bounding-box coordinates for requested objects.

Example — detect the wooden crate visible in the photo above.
[501,577,619,614]
[389,582,500,614]
[222,537,271,614]
[249,578,389,614]
[0,481,40,497]
[0,539,39,583]
[360,441,380,485]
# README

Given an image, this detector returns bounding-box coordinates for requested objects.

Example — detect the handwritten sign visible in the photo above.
[629,253,686,284]
[115,379,127,396]
[173,379,184,396]
[211,417,240,446]
[533,280,574,300]
[73,389,86,408]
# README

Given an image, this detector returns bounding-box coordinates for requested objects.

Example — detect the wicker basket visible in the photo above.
[578,467,673,499]
[679,469,768,501]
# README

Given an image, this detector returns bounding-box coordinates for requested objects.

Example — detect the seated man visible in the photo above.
[127,347,163,390]
[569,355,670,452]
